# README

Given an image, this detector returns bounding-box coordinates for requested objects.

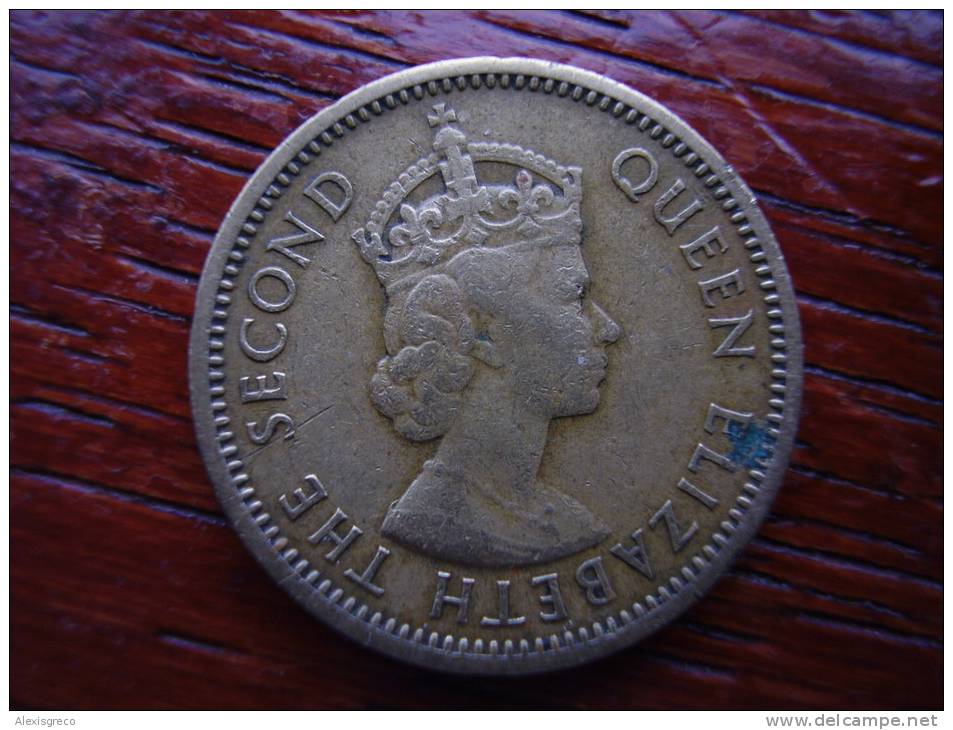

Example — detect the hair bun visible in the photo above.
[370,274,477,442]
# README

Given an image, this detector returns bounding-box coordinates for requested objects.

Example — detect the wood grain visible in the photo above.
[10,10,942,709]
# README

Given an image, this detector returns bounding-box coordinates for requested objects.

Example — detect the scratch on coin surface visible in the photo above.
[244,405,334,462]
[297,403,336,431]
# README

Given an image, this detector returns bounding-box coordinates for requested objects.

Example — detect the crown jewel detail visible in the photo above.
[353,103,583,293]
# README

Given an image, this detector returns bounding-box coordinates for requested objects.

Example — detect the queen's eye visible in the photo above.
[550,245,592,299]
[556,279,586,303]
[576,275,591,299]
[555,276,588,303]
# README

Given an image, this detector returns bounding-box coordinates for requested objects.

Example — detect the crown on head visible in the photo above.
[352,103,583,294]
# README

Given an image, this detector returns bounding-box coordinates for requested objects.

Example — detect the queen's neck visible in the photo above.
[431,365,548,495]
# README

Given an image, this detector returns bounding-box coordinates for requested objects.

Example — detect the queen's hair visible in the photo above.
[369,272,476,441]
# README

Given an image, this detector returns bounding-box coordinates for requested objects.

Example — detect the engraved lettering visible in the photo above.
[609,529,654,579]
[239,372,287,403]
[248,266,296,313]
[677,476,719,510]
[480,580,527,627]
[575,556,616,606]
[344,545,390,597]
[530,573,568,623]
[704,403,754,435]
[245,413,294,444]
[430,571,474,625]
[699,268,745,307]
[653,178,705,235]
[689,442,735,473]
[709,310,756,357]
[680,226,727,270]
[279,474,327,521]
[649,499,698,553]
[265,210,324,268]
[611,147,658,203]
[307,507,362,563]
[304,171,353,222]
[239,317,287,362]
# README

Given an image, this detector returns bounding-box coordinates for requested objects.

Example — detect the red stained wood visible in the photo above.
[742,10,943,67]
[10,10,941,709]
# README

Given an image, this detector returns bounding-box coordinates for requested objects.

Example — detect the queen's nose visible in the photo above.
[590,301,621,344]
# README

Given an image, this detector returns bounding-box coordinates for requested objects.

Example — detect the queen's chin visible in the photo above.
[553,373,609,419]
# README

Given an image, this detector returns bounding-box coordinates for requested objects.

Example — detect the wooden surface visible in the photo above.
[10,10,942,710]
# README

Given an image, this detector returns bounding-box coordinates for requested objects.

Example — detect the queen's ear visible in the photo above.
[471,335,503,368]
[469,314,504,369]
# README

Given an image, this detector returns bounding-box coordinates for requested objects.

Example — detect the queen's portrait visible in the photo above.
[353,104,620,567]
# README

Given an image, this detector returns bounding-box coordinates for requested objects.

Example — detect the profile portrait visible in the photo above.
[353,103,620,567]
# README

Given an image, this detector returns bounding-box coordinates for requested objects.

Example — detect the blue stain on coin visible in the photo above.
[727,420,776,469]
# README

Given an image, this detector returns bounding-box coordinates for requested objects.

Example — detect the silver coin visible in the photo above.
[190,57,802,674]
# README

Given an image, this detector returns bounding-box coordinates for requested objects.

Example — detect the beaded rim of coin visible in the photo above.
[190,57,802,674]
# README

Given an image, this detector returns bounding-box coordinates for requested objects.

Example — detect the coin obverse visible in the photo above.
[190,58,802,674]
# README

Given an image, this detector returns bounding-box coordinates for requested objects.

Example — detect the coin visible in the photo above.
[190,57,802,674]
